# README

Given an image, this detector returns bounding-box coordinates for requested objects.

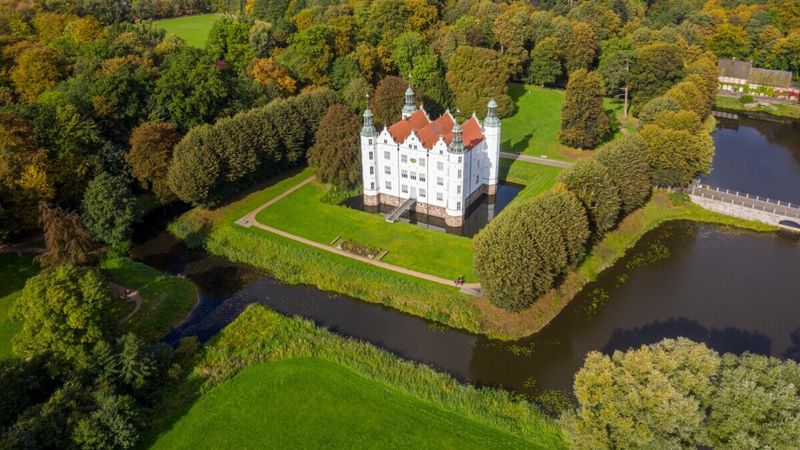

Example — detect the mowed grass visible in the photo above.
[502,84,635,161]
[256,180,476,281]
[151,357,535,449]
[715,95,800,119]
[100,257,197,341]
[154,14,219,48]
[0,254,39,358]
[499,158,562,201]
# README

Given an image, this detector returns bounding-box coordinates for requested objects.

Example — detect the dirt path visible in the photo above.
[238,176,482,295]
[108,282,142,324]
[500,151,573,168]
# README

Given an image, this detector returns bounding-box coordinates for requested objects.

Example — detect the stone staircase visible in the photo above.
[385,197,416,223]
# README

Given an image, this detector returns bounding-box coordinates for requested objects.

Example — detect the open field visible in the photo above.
[255,180,476,281]
[146,305,564,448]
[154,14,219,48]
[502,84,637,161]
[715,95,800,119]
[100,257,198,341]
[152,358,535,449]
[0,254,39,358]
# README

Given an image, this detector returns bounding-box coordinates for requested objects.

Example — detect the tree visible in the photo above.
[558,158,621,235]
[446,46,512,118]
[153,47,228,131]
[370,76,407,127]
[664,80,708,120]
[72,388,140,449]
[279,24,335,86]
[11,265,116,363]
[561,338,720,449]
[640,111,713,187]
[595,134,651,213]
[630,43,684,107]
[598,40,634,118]
[491,3,534,77]
[167,124,223,207]
[365,0,410,44]
[126,123,181,203]
[37,203,96,268]
[330,55,361,91]
[558,69,609,149]
[638,96,681,125]
[250,57,296,96]
[92,55,158,132]
[473,196,569,311]
[10,44,65,102]
[707,23,750,59]
[341,77,372,114]
[562,21,597,72]
[307,105,361,189]
[535,188,590,267]
[82,173,139,247]
[528,37,561,86]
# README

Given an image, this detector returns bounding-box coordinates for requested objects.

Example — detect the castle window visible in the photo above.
[410,172,417,180]
[401,170,408,179]
[384,166,391,175]
[419,174,426,182]
[401,154,407,163]
[419,188,426,197]
[475,174,479,183]
[368,139,373,145]
[457,169,462,178]
[458,156,462,163]
[457,185,461,194]
[369,166,374,175]
[401,184,408,193]
[436,177,443,186]
[457,202,462,210]
[368,151,373,160]
[383,139,387,144]
[385,181,392,189]
[436,192,443,201]
[384,151,390,160]
[370,182,374,190]
[437,161,443,171]
[419,158,426,167]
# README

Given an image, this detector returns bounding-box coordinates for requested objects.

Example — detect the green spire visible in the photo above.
[402,82,417,117]
[484,98,500,128]
[448,111,465,154]
[361,94,376,137]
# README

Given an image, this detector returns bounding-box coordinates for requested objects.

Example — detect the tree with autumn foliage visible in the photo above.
[307,105,361,189]
[250,57,296,96]
[10,44,65,102]
[370,75,407,127]
[37,202,96,268]
[446,46,512,118]
[127,123,182,203]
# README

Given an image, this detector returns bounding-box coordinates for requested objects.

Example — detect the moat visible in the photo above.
[132,111,800,396]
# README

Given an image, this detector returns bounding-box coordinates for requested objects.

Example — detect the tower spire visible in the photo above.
[361,93,376,137]
[485,98,500,128]
[402,77,418,119]
[448,109,464,154]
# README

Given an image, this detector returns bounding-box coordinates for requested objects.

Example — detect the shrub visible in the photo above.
[738,94,754,104]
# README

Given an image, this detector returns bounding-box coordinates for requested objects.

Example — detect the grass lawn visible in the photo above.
[499,158,562,201]
[100,257,197,341]
[154,14,219,48]
[714,95,800,119]
[502,84,637,161]
[151,357,536,449]
[256,180,476,281]
[0,254,39,358]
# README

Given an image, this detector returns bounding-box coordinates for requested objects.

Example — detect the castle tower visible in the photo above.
[483,98,501,195]
[445,117,466,227]
[402,85,418,119]
[361,98,379,206]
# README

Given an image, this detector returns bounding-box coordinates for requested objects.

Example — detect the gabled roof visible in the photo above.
[748,67,793,88]
[718,59,752,80]
[387,109,485,150]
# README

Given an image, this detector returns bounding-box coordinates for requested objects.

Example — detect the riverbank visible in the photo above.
[144,305,565,448]
[715,95,800,120]
[475,191,777,338]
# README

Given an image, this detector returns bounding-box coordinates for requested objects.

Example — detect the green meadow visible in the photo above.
[154,14,220,48]
[0,254,39,358]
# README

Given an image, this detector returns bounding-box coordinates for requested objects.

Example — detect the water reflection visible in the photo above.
[703,112,800,203]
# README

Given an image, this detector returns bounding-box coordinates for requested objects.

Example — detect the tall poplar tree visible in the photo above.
[558,69,609,149]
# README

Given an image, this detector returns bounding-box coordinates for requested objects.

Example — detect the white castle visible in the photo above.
[359,86,501,227]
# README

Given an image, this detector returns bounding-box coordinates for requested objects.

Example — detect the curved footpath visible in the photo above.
[238,175,482,296]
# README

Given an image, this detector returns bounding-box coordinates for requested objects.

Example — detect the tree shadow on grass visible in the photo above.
[601,317,772,356]
[783,327,800,362]
[501,133,533,154]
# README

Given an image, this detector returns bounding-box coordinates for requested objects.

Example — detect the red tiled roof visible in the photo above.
[387,110,485,150]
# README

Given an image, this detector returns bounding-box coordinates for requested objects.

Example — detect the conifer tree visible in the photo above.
[307,105,362,189]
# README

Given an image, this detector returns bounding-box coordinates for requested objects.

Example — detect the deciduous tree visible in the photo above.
[558,69,609,149]
[558,158,621,235]
[446,46,512,118]
[37,202,95,268]
[82,173,139,246]
[595,134,651,213]
[307,105,361,189]
[126,123,181,203]
[528,37,561,86]
[370,75,407,126]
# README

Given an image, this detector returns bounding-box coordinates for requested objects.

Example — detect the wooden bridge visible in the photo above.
[688,182,800,231]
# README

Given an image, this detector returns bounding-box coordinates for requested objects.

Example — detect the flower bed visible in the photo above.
[337,239,381,259]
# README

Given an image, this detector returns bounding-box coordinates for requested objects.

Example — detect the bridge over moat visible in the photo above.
[688,182,800,231]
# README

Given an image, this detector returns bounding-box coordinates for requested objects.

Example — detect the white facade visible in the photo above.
[360,88,501,224]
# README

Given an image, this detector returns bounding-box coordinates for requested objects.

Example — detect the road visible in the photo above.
[499,152,573,168]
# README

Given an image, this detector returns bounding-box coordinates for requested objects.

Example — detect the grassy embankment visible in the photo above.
[475,191,778,337]
[146,305,565,449]
[154,14,219,48]
[99,256,198,341]
[502,84,638,161]
[714,95,800,119]
[0,254,39,358]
